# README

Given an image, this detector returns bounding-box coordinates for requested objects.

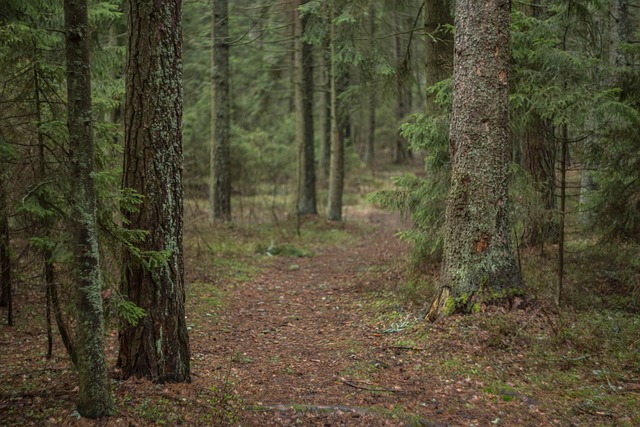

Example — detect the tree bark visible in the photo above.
[294,0,317,215]
[327,9,344,222]
[211,0,232,221]
[63,0,115,417]
[318,44,331,181]
[0,174,11,326]
[363,3,376,168]
[393,11,409,164]
[119,0,190,384]
[429,0,524,320]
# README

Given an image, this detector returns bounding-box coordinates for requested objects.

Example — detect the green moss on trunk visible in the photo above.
[432,0,525,320]
[64,0,114,417]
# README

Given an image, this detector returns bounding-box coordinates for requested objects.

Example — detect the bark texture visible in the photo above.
[210,0,231,221]
[363,3,376,167]
[318,44,331,180]
[294,0,316,215]
[430,0,524,319]
[119,0,190,383]
[327,14,344,222]
[0,175,11,325]
[63,0,114,417]
[393,11,410,164]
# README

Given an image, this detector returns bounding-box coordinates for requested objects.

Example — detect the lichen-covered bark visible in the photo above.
[424,0,453,115]
[63,0,115,417]
[431,0,524,319]
[210,0,231,221]
[119,0,190,383]
[294,0,317,216]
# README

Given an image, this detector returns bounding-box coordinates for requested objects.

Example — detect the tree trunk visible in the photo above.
[327,9,344,222]
[0,174,11,326]
[63,0,115,417]
[318,44,331,181]
[362,2,376,168]
[294,0,317,215]
[119,0,190,384]
[424,0,453,115]
[364,91,375,168]
[429,0,524,320]
[211,0,232,221]
[393,11,409,164]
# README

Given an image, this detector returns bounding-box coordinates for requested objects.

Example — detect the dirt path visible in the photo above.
[187,208,561,427]
[191,209,432,426]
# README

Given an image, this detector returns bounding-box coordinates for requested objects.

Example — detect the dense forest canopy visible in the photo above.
[0,0,639,424]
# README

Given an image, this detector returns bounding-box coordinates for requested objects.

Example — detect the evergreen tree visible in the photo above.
[428,0,525,319]
[294,0,317,216]
[64,0,115,416]
[327,2,344,221]
[211,0,232,221]
[118,0,190,383]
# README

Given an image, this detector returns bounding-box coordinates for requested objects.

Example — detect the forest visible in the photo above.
[0,0,639,425]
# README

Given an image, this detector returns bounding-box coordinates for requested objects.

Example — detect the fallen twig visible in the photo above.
[341,379,401,393]
[382,345,427,352]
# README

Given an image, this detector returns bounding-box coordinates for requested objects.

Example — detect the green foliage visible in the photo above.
[369,110,451,267]
[230,121,296,196]
[510,2,640,244]
[508,163,552,243]
[116,298,147,327]
[206,381,242,426]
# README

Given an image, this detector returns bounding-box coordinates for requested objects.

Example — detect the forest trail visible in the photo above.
[190,207,428,426]
[187,208,552,427]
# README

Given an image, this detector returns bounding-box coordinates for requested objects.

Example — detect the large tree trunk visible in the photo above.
[63,0,115,417]
[294,0,317,215]
[119,0,190,384]
[210,0,231,221]
[429,0,524,320]
[424,0,453,115]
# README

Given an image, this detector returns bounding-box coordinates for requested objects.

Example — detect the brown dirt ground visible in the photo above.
[0,207,637,426]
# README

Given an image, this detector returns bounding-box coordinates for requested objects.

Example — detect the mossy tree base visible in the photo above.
[427,286,526,321]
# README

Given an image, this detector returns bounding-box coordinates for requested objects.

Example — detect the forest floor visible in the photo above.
[1,193,639,426]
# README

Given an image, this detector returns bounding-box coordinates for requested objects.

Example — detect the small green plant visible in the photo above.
[206,368,243,426]
[115,298,146,326]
